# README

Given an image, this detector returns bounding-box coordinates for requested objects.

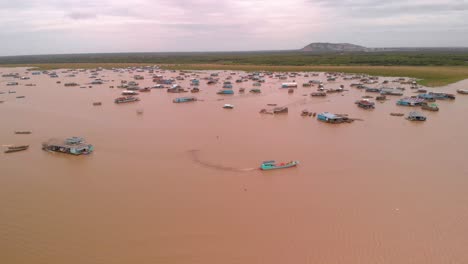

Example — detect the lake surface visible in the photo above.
[1,67,468,264]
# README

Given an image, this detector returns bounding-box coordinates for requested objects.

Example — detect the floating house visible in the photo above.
[317,112,349,124]
[397,97,425,106]
[417,93,436,101]
[281,82,298,88]
[421,102,439,111]
[115,96,140,103]
[356,99,375,109]
[173,96,197,103]
[167,86,187,93]
[365,88,380,93]
[407,111,427,121]
[428,92,456,100]
[380,88,403,96]
[42,137,94,155]
[217,89,234,95]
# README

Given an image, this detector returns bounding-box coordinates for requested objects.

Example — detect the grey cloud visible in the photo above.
[67,11,97,20]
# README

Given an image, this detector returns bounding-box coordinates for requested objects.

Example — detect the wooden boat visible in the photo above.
[457,89,468,94]
[93,102,102,106]
[249,88,261,93]
[4,145,29,153]
[288,88,294,94]
[260,160,299,170]
[114,96,140,104]
[16,96,25,99]
[310,92,326,97]
[14,131,32,134]
[390,113,404,116]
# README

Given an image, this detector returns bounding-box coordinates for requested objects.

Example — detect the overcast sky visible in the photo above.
[1,0,468,56]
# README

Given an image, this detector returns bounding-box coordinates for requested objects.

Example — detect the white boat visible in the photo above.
[223,104,234,109]
[457,89,468,94]
[122,90,139,95]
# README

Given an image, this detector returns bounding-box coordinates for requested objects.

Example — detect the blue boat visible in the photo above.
[260,160,299,170]
[217,89,234,95]
[317,112,349,123]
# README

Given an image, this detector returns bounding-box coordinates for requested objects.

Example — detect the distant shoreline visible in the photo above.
[1,63,468,87]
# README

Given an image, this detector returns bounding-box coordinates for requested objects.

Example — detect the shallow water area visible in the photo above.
[1,67,468,264]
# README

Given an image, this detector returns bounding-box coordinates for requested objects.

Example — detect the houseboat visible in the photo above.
[317,112,350,124]
[407,111,427,121]
[356,99,375,109]
[421,102,439,111]
[167,86,187,93]
[281,82,298,88]
[397,97,425,106]
[42,137,94,155]
[428,92,456,100]
[417,93,436,102]
[380,88,403,96]
[217,89,234,95]
[365,88,380,93]
[114,96,140,104]
[173,96,197,103]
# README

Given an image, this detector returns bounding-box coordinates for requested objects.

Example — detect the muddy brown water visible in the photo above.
[1,67,468,263]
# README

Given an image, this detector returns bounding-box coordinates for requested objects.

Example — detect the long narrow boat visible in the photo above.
[4,145,29,153]
[15,131,32,134]
[260,160,299,170]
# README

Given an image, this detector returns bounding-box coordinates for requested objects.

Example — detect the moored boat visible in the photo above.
[260,160,299,170]
[4,145,29,153]
[421,102,439,111]
[14,131,32,134]
[114,96,140,104]
[223,104,234,109]
[407,111,427,121]
[457,89,468,94]
[173,96,197,103]
[122,90,139,96]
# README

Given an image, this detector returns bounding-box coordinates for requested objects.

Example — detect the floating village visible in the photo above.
[1,66,467,170]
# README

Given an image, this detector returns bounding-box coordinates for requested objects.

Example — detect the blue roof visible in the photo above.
[318,112,338,119]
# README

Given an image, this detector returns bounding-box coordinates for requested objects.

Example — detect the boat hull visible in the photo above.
[260,161,299,170]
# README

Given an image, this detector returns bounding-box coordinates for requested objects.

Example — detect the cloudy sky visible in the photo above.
[1,0,468,56]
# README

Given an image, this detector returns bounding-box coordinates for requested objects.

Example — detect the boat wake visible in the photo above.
[188,149,258,172]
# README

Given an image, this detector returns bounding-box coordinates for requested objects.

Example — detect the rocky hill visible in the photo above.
[301,42,369,52]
